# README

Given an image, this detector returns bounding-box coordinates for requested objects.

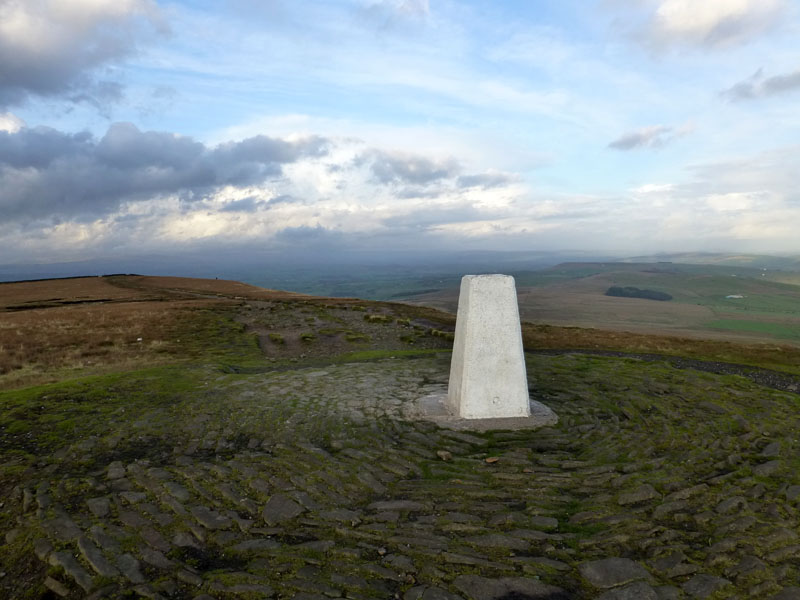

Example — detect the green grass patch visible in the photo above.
[706,319,800,341]
[334,348,446,363]
[268,332,285,344]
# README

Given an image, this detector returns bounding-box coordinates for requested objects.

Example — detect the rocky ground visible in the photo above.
[4,343,800,599]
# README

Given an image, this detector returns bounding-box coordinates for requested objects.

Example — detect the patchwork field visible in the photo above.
[3,274,800,599]
[406,262,800,348]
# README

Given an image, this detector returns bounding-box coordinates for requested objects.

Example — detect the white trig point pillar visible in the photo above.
[448,274,530,419]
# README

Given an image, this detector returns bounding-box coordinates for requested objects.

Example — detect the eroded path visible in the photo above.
[4,353,800,599]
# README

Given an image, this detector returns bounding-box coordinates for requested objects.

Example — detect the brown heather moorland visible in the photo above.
[3,274,800,392]
[0,275,309,390]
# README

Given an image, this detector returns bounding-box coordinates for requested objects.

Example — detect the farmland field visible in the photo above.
[404,262,800,347]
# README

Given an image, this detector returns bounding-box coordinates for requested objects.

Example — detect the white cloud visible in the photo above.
[631,183,674,195]
[0,112,24,133]
[705,191,763,212]
[648,0,787,47]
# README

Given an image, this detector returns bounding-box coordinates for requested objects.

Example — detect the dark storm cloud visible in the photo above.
[0,122,331,222]
[214,135,329,185]
[608,125,673,151]
[362,149,459,185]
[722,68,800,101]
[0,0,166,109]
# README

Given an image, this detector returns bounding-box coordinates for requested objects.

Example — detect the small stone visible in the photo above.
[530,516,559,531]
[421,587,463,600]
[771,587,800,600]
[78,535,120,578]
[654,586,682,600]
[753,460,782,477]
[44,576,71,597]
[316,509,362,524]
[436,450,453,461]
[784,486,800,501]
[118,510,149,529]
[173,532,202,549]
[452,575,568,600]
[726,555,766,578]
[465,533,529,551]
[598,581,658,600]
[141,527,171,552]
[653,500,688,520]
[5,528,21,544]
[140,547,174,569]
[107,462,126,479]
[49,551,94,592]
[733,415,751,431]
[579,557,650,589]
[117,553,145,584]
[163,482,191,502]
[177,569,203,587]
[120,491,147,504]
[763,527,798,548]
[715,496,747,514]
[86,497,110,518]
[89,525,121,553]
[131,584,163,599]
[229,539,281,552]
[34,538,53,561]
[761,441,781,456]
[682,574,731,598]
[43,516,82,541]
[765,544,800,562]
[190,505,231,530]
[262,494,305,525]
[367,500,426,511]
[618,484,659,506]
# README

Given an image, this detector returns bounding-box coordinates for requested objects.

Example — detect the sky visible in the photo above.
[1,0,800,266]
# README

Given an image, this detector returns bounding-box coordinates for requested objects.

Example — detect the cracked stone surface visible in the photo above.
[4,351,800,599]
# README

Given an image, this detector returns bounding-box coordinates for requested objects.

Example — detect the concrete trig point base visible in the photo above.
[448,274,530,419]
[407,274,557,431]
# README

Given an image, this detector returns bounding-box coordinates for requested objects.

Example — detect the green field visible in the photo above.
[706,319,800,341]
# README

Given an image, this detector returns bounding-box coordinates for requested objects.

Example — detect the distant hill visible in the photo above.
[622,252,800,271]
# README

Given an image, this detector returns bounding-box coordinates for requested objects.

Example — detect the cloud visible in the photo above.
[608,125,673,150]
[0,112,24,133]
[0,122,331,223]
[362,149,459,185]
[722,67,800,101]
[218,197,268,213]
[358,0,430,30]
[630,0,787,49]
[272,224,345,248]
[0,0,166,108]
[457,171,518,189]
